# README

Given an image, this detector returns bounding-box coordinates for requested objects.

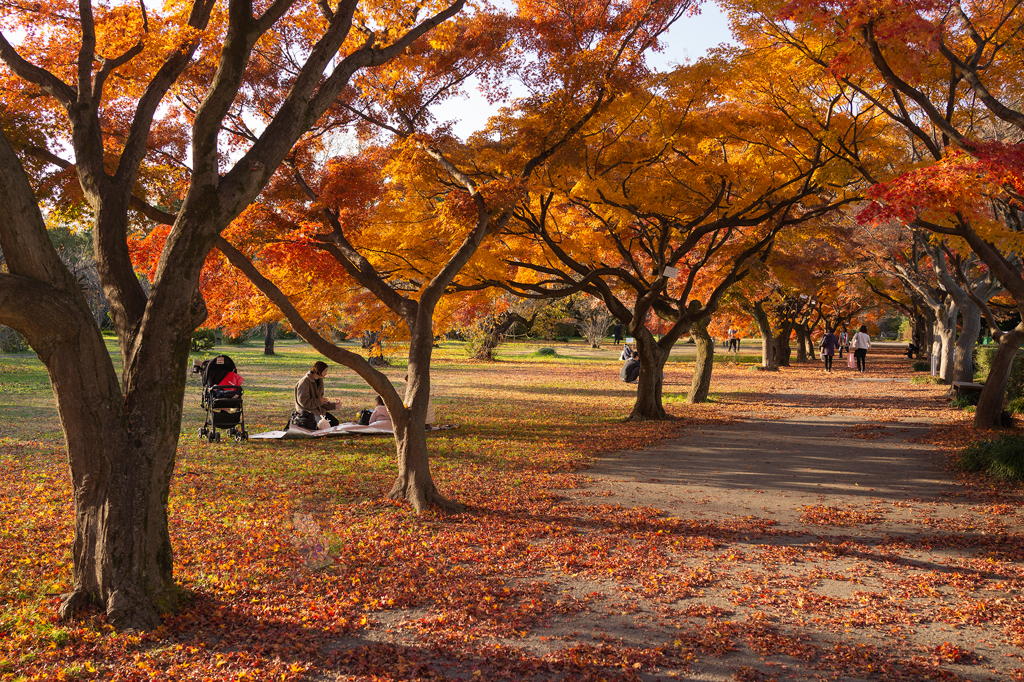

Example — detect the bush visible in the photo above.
[1008,397,1024,416]
[535,347,556,357]
[956,434,1024,481]
[950,394,979,409]
[911,375,944,385]
[190,329,216,352]
[911,360,930,372]
[0,325,29,353]
[974,345,1024,399]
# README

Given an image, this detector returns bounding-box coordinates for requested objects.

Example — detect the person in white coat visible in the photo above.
[851,325,872,372]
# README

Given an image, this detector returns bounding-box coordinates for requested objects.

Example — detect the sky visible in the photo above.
[435,1,736,138]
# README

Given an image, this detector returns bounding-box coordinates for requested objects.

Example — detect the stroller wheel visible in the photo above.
[198,426,208,439]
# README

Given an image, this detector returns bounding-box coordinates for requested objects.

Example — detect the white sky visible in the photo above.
[435,1,735,138]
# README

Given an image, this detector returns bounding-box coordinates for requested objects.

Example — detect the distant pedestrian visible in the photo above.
[837,329,849,358]
[612,321,623,345]
[727,327,737,352]
[819,328,839,372]
[851,325,872,372]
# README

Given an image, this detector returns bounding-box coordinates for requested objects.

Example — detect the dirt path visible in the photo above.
[565,371,1024,681]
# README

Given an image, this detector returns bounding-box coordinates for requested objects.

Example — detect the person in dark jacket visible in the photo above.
[819,328,839,372]
[292,360,339,429]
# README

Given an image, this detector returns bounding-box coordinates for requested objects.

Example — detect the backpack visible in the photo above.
[356,409,372,426]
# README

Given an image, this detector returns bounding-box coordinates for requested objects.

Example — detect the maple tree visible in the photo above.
[729,0,1024,425]
[477,47,868,416]
[202,0,699,509]
[0,0,467,629]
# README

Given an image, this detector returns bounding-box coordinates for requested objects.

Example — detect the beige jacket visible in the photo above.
[294,372,335,415]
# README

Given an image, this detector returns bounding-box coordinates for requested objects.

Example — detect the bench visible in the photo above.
[952,381,984,397]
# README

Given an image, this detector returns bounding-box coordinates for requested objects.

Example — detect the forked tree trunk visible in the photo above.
[975,327,1024,428]
[774,323,793,367]
[23,290,192,631]
[688,316,714,404]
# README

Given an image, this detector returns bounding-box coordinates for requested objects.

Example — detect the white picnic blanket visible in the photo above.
[250,422,393,440]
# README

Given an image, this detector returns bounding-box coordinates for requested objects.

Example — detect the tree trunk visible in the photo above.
[688,316,714,404]
[937,317,956,382]
[388,313,462,511]
[953,303,981,383]
[629,325,669,420]
[774,322,793,367]
[264,320,278,355]
[27,292,192,631]
[974,326,1024,428]
[753,302,778,371]
[794,325,810,362]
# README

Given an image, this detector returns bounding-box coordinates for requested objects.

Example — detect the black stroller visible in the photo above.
[193,355,248,442]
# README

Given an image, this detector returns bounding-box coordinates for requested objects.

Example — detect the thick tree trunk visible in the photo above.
[629,325,669,420]
[794,325,809,363]
[953,303,981,383]
[774,323,793,367]
[20,292,191,631]
[688,316,714,404]
[264,320,278,355]
[974,327,1024,428]
[753,302,778,371]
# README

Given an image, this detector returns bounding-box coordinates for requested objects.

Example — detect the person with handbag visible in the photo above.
[851,325,872,373]
[819,328,839,372]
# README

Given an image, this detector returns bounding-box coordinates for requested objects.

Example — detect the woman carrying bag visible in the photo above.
[850,325,872,373]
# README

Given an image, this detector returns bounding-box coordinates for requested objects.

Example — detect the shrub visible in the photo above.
[0,325,29,353]
[1008,397,1024,416]
[911,375,944,385]
[956,434,1024,481]
[190,329,216,352]
[950,393,979,409]
[974,345,1024,399]
[911,360,930,372]
[535,347,556,357]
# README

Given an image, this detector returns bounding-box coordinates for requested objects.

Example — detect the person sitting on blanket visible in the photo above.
[291,360,340,430]
[369,395,392,430]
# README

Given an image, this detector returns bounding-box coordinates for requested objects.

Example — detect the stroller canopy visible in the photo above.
[202,355,237,387]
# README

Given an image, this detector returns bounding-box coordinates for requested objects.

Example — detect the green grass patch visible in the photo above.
[911,375,944,385]
[956,434,1024,480]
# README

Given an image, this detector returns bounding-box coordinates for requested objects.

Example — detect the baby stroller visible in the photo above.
[194,355,248,442]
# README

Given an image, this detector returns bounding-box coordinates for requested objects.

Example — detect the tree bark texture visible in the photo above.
[688,316,714,404]
[975,327,1024,428]
[630,325,669,420]
[752,302,778,371]
[264,320,278,355]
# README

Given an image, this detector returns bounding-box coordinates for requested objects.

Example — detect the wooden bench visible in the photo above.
[952,381,984,397]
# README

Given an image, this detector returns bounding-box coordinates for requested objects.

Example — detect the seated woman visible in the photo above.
[291,360,339,430]
[368,395,393,430]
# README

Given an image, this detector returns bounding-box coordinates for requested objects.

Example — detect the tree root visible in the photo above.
[387,479,465,513]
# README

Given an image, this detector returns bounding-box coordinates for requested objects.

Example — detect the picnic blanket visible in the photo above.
[249,422,456,440]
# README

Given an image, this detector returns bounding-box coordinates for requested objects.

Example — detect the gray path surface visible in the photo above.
[558,383,1023,681]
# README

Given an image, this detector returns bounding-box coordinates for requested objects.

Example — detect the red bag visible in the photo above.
[219,370,244,386]
[847,354,856,369]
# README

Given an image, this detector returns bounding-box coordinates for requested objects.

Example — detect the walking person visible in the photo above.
[837,329,849,358]
[612,321,623,346]
[819,327,838,372]
[851,325,872,373]
[727,327,737,353]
